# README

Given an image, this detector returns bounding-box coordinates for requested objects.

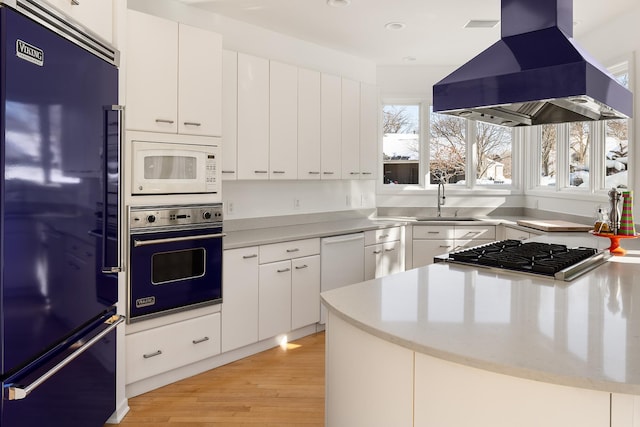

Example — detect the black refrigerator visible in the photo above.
[0,1,124,426]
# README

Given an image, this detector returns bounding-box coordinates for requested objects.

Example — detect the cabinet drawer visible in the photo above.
[454,225,496,241]
[364,226,402,245]
[126,313,221,384]
[504,227,532,241]
[259,238,320,263]
[413,226,455,240]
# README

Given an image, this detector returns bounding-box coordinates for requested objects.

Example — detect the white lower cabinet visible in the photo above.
[259,260,293,341]
[504,225,541,241]
[221,246,259,353]
[291,255,321,330]
[126,313,221,384]
[412,224,496,267]
[364,227,404,280]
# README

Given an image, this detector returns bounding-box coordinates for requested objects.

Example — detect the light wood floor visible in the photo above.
[111,332,325,426]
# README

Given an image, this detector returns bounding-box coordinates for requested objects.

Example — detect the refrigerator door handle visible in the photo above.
[6,314,125,401]
[102,105,124,273]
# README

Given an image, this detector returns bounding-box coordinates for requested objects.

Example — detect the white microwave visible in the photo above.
[131,140,219,195]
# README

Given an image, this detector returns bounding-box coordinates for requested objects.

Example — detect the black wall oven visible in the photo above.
[128,204,224,322]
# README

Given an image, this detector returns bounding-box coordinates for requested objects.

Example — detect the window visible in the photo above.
[429,108,466,184]
[540,124,557,186]
[605,68,630,188]
[382,104,420,185]
[568,122,590,188]
[475,122,513,185]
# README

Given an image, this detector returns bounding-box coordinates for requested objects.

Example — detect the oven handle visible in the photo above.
[133,233,227,248]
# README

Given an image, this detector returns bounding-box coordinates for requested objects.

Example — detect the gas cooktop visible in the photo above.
[444,240,610,281]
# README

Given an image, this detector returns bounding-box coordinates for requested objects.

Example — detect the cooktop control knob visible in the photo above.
[203,211,212,220]
[147,215,156,223]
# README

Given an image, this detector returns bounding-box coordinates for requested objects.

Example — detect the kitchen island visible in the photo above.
[321,233,640,427]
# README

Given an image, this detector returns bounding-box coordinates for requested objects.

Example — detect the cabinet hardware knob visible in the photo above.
[192,337,210,345]
[155,119,175,124]
[143,350,162,359]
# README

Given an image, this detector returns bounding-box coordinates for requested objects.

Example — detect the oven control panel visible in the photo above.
[130,204,223,230]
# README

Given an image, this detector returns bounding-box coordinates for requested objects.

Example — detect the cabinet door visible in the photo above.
[221,50,238,180]
[237,53,269,180]
[178,23,222,136]
[221,247,259,353]
[505,227,531,241]
[364,243,382,281]
[341,78,360,179]
[360,83,378,180]
[412,240,454,268]
[291,255,321,330]
[320,73,342,179]
[298,68,321,179]
[259,260,292,341]
[126,10,178,133]
[269,61,298,179]
[381,241,403,277]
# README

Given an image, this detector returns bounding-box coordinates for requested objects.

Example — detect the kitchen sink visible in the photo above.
[415,217,481,222]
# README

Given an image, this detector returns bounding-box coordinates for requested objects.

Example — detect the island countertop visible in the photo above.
[321,233,640,395]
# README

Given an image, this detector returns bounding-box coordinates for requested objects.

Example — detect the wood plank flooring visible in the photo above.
[111,332,325,426]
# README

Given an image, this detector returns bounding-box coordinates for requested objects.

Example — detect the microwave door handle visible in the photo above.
[133,233,227,248]
[102,105,124,273]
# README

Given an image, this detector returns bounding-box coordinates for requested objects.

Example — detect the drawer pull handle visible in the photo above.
[295,264,308,270]
[222,170,236,174]
[439,245,452,249]
[362,172,372,175]
[350,172,359,175]
[286,248,300,253]
[378,234,389,239]
[427,231,440,234]
[308,171,320,175]
[273,171,286,174]
[192,337,210,345]
[323,171,334,175]
[155,119,175,124]
[143,350,162,359]
[254,170,268,174]
[183,121,202,127]
[373,250,382,254]
[243,254,258,259]
[277,268,291,273]
[385,247,395,252]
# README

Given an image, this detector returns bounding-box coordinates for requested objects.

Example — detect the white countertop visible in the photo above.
[321,233,640,395]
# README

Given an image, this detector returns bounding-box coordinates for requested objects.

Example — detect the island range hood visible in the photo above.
[432,0,633,127]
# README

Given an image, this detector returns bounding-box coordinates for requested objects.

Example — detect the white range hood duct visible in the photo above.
[432,0,633,127]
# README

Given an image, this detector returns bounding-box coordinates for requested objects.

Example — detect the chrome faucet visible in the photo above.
[437,181,446,217]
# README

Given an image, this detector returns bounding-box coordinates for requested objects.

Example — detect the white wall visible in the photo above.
[126,0,378,220]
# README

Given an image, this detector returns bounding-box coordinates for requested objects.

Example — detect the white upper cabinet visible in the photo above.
[126,10,178,133]
[298,68,322,180]
[237,53,270,180]
[221,49,238,180]
[341,78,360,179]
[126,10,222,136]
[359,83,378,180]
[321,73,342,180]
[178,23,222,136]
[269,61,298,180]
[48,0,113,43]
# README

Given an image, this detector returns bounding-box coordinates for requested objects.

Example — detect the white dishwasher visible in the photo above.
[320,232,365,323]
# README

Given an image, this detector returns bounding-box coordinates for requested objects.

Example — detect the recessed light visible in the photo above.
[327,0,351,7]
[384,22,406,31]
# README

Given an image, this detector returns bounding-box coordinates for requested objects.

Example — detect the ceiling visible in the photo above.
[176,0,636,66]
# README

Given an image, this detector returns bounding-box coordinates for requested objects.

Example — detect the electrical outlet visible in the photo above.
[294,198,300,209]
[227,201,234,214]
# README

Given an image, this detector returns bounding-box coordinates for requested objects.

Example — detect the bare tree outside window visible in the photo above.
[540,124,557,186]
[569,122,590,187]
[476,122,512,184]
[429,110,466,184]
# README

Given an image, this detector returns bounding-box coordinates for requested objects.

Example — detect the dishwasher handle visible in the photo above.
[322,233,364,245]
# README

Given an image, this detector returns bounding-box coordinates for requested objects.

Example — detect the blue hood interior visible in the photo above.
[433,0,633,126]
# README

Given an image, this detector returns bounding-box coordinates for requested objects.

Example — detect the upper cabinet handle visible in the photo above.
[155,118,175,124]
[243,254,258,259]
[286,248,300,253]
[183,122,202,127]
